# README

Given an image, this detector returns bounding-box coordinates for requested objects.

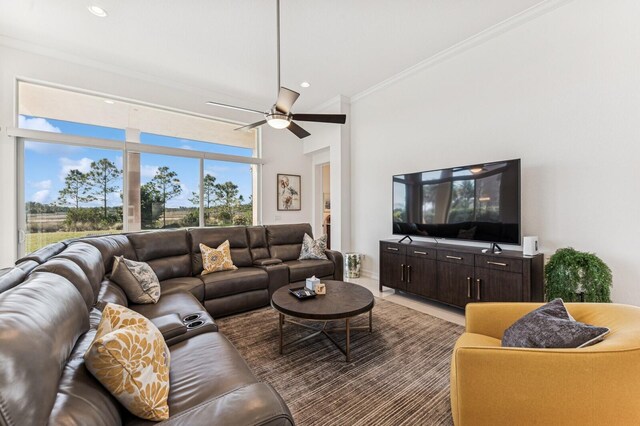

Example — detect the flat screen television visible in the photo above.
[393,159,521,244]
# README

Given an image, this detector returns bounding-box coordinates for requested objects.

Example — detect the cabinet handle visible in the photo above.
[387,247,399,251]
[407,265,412,283]
[401,264,405,281]
[467,277,471,298]
[446,255,463,260]
[414,251,427,255]
[487,261,508,267]
[476,278,481,301]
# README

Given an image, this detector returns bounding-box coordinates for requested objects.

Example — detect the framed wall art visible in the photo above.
[277,174,301,211]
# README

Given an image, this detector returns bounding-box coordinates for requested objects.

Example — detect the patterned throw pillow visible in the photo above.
[84,303,170,421]
[111,256,161,304]
[502,298,610,348]
[200,240,238,275]
[299,233,328,260]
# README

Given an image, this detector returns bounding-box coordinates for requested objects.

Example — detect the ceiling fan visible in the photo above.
[205,0,346,139]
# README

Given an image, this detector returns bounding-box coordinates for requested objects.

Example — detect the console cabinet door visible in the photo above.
[380,251,406,291]
[437,262,474,308]
[406,257,437,299]
[474,268,524,302]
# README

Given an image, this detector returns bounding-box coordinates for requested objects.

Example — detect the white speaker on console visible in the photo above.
[523,236,539,256]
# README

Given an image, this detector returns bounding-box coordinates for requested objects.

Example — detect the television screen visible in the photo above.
[393,159,520,244]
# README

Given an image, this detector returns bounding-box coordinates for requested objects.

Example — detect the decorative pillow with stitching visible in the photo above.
[111,256,161,304]
[502,298,610,348]
[200,240,238,275]
[299,233,328,260]
[84,303,170,421]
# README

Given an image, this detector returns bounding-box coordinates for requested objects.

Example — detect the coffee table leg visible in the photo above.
[345,317,351,362]
[369,309,373,333]
[279,313,284,354]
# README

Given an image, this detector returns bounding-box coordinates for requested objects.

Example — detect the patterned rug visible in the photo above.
[216,298,464,426]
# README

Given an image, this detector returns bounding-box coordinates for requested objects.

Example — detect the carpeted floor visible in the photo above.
[216,298,464,426]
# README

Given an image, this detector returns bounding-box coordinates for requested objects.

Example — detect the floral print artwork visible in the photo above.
[277,174,301,210]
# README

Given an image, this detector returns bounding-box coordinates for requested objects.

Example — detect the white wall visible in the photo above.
[350,0,640,304]
[0,44,312,267]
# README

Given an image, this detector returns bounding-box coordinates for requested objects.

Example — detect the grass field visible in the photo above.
[26,230,119,253]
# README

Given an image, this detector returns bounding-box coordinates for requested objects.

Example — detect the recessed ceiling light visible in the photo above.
[104,99,115,104]
[300,81,310,88]
[87,5,108,17]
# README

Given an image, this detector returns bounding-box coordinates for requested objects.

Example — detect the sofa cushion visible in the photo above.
[284,259,335,282]
[98,279,129,307]
[266,223,313,261]
[190,227,253,273]
[34,258,95,309]
[127,230,191,281]
[0,266,26,295]
[85,304,170,421]
[204,290,270,319]
[200,241,238,274]
[48,326,123,426]
[15,241,67,264]
[247,226,271,260]
[0,272,89,426]
[129,291,206,322]
[201,267,269,299]
[54,242,106,302]
[160,277,205,301]
[81,234,137,273]
[111,256,161,304]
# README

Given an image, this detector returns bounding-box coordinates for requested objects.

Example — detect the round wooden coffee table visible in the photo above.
[271,280,374,362]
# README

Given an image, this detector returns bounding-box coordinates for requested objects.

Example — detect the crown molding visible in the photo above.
[351,0,575,103]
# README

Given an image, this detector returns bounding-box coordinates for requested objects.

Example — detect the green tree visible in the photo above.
[148,166,182,227]
[189,174,218,208]
[140,182,162,228]
[215,181,240,223]
[57,169,91,209]
[86,158,121,220]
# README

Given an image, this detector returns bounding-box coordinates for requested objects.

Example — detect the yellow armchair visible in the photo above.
[450,302,640,426]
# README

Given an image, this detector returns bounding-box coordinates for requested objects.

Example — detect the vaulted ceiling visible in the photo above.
[0,0,543,111]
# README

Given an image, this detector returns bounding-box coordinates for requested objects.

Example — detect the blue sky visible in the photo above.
[21,115,253,208]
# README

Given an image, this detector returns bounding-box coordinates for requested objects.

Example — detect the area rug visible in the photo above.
[216,298,464,426]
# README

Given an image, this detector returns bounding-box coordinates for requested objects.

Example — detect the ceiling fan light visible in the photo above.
[266,113,291,129]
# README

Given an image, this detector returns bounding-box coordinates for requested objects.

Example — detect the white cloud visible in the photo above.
[59,157,93,181]
[180,144,193,150]
[31,189,51,203]
[141,165,159,179]
[19,115,62,133]
[32,179,52,190]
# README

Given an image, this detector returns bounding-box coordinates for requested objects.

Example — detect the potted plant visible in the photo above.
[545,247,612,302]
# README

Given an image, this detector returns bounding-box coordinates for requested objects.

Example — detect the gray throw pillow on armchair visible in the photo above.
[299,233,328,260]
[502,298,609,348]
[111,256,161,304]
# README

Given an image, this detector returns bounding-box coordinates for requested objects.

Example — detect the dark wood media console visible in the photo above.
[379,239,544,309]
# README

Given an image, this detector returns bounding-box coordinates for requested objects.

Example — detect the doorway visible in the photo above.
[321,164,331,249]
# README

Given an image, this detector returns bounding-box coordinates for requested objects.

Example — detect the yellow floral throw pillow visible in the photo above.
[200,240,238,275]
[84,303,170,421]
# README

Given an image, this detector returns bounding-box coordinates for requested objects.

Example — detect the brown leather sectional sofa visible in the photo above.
[0,223,342,425]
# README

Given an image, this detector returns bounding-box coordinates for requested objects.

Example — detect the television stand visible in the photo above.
[398,235,413,243]
[482,243,503,254]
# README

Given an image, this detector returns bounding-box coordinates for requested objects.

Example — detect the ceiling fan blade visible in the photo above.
[287,121,311,139]
[206,101,264,115]
[235,120,267,131]
[275,87,300,114]
[292,113,347,124]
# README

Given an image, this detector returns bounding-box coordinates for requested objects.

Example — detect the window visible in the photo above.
[24,141,123,253]
[16,82,261,255]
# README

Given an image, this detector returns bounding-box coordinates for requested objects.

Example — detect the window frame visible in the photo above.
[11,124,263,256]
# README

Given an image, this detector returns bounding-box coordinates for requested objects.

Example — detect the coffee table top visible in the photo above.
[271,280,374,320]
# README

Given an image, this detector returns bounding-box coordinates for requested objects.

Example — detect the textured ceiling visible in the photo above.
[0,0,544,112]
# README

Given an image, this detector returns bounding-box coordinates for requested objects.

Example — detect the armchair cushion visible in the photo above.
[502,298,610,348]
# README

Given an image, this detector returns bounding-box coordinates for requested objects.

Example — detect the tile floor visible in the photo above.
[345,276,465,326]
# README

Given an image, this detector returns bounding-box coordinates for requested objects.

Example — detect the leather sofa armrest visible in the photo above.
[325,250,343,280]
[151,313,187,341]
[253,258,283,267]
[254,263,290,297]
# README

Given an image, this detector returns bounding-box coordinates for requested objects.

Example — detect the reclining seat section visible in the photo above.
[190,226,270,318]
[265,223,343,283]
